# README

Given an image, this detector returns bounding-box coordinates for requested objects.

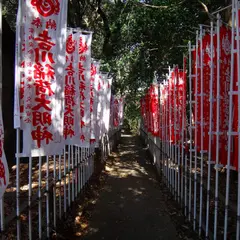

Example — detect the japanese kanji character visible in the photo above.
[65,85,76,96]
[34,30,55,51]
[24,118,32,123]
[33,111,52,126]
[66,62,75,75]
[79,37,88,54]
[78,62,85,75]
[46,19,57,30]
[81,120,85,128]
[80,108,84,118]
[32,95,52,111]
[79,81,86,90]
[64,116,74,126]
[45,64,55,80]
[91,64,96,76]
[65,95,75,107]
[31,126,53,148]
[65,75,75,86]
[63,126,75,139]
[79,56,86,62]
[31,17,42,28]
[80,91,85,101]
[80,134,85,142]
[65,106,74,116]
[34,48,55,64]
[33,63,45,80]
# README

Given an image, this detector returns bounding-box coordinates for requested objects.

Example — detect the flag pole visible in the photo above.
[213,13,221,239]
[206,21,214,239]
[224,1,236,238]
[188,40,193,222]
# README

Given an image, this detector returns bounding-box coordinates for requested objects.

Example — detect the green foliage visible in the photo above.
[2,0,231,131]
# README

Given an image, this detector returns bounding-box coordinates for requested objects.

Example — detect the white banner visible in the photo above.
[119,97,124,125]
[90,61,100,146]
[0,105,9,199]
[64,31,79,145]
[113,97,119,127]
[77,32,92,147]
[110,95,114,130]
[14,0,26,129]
[95,73,104,147]
[101,74,112,136]
[22,0,68,156]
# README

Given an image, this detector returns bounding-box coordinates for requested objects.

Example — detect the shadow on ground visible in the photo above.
[56,133,200,240]
[76,134,179,240]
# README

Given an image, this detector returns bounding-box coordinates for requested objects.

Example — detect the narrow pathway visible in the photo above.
[83,133,179,240]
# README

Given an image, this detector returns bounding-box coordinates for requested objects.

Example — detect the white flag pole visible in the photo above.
[199,24,204,236]
[194,30,199,231]
[0,0,4,233]
[213,14,221,239]
[236,0,240,238]
[205,21,214,239]
[188,40,193,222]
[224,1,235,238]
[15,0,21,238]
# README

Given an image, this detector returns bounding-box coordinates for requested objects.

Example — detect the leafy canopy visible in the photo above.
[3,0,231,130]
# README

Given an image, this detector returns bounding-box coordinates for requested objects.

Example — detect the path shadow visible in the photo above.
[80,134,179,240]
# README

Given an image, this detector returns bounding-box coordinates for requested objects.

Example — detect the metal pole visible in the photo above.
[188,41,193,222]
[213,14,221,239]
[181,59,185,205]
[224,1,235,238]
[15,1,22,237]
[75,146,78,198]
[38,156,42,240]
[177,69,181,204]
[71,145,74,202]
[199,25,204,236]
[162,82,166,181]
[235,0,240,238]
[194,30,199,231]
[59,154,62,219]
[53,155,56,228]
[169,68,173,194]
[68,145,71,207]
[78,147,81,193]
[28,157,32,240]
[206,21,214,239]
[46,156,50,238]
[63,146,67,216]
[173,68,177,200]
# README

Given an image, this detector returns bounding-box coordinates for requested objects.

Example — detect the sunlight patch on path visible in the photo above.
[105,158,148,178]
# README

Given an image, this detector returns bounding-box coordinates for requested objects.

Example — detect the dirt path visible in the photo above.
[82,133,179,240]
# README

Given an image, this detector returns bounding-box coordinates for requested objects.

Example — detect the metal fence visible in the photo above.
[0,127,121,240]
[140,123,239,240]
[139,2,240,239]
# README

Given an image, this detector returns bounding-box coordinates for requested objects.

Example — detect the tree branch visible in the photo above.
[198,0,209,13]
[96,0,111,55]
[197,0,214,21]
[136,0,186,9]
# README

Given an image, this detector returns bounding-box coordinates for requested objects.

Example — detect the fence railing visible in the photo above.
[0,127,121,240]
[140,126,239,240]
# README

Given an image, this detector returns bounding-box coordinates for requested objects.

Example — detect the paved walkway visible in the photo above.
[82,133,179,240]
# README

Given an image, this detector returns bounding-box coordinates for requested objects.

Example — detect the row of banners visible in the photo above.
[140,67,186,144]
[140,19,240,170]
[0,0,125,200]
[12,0,124,157]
